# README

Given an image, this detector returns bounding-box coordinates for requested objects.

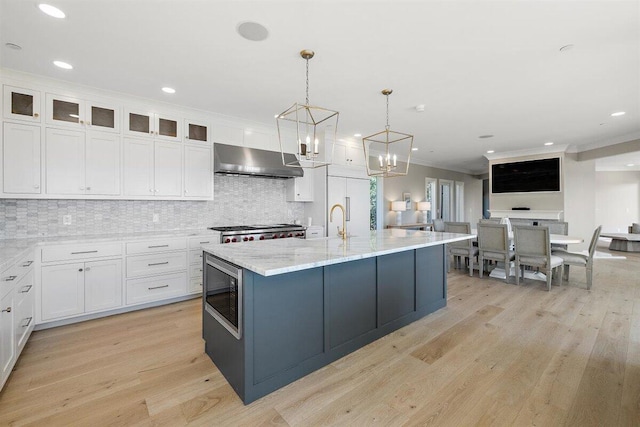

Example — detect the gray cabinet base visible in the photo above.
[203,245,447,404]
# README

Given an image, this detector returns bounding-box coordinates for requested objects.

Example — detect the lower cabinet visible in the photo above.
[126,272,187,305]
[14,271,35,351]
[41,259,122,321]
[0,290,15,386]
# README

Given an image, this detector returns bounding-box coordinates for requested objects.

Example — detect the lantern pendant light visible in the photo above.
[276,50,339,168]
[362,89,414,178]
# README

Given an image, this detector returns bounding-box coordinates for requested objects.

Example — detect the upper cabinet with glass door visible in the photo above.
[45,93,120,133]
[3,85,41,123]
[184,119,210,144]
[124,108,182,142]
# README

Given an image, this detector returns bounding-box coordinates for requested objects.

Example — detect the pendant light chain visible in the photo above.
[385,93,390,131]
[305,58,310,106]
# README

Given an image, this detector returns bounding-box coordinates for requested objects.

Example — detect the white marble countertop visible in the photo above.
[202,229,474,276]
[0,229,219,273]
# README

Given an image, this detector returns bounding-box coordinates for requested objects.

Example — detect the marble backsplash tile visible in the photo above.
[0,176,305,239]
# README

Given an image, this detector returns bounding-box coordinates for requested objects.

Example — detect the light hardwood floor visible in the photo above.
[1,242,638,426]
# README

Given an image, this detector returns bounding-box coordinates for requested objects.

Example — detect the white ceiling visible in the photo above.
[1,0,639,174]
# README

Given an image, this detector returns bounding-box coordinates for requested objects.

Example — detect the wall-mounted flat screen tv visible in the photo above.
[491,157,561,193]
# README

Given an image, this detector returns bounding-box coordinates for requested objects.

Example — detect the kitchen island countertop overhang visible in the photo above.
[201,229,474,276]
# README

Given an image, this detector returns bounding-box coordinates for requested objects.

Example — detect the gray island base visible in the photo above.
[201,229,472,404]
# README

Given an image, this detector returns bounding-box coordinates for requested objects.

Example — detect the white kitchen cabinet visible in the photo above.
[124,108,182,142]
[154,141,182,197]
[41,263,85,320]
[327,176,371,238]
[286,169,314,202]
[123,138,183,198]
[332,141,366,168]
[45,127,85,195]
[244,129,279,151]
[212,122,244,146]
[184,144,213,198]
[3,85,40,123]
[45,128,120,196]
[2,122,41,194]
[46,93,120,133]
[184,119,210,144]
[0,290,15,387]
[84,259,122,313]
[13,271,35,351]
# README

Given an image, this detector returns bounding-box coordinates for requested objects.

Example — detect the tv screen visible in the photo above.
[491,158,561,194]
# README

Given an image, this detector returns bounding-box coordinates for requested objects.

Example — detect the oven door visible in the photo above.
[204,255,242,339]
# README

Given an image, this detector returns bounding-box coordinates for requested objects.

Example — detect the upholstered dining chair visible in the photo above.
[444,222,478,277]
[513,225,563,291]
[477,223,514,283]
[539,220,569,250]
[554,225,602,290]
[433,218,445,232]
[479,218,501,224]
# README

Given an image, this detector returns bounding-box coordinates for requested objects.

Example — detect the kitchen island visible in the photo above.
[201,229,473,404]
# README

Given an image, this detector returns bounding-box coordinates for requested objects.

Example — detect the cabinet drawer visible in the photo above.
[126,272,187,305]
[188,236,217,249]
[189,249,203,265]
[126,238,186,255]
[42,242,122,262]
[189,277,203,294]
[1,252,36,298]
[189,264,203,280]
[126,252,187,278]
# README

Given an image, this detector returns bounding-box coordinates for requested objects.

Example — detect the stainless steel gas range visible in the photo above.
[208,224,306,244]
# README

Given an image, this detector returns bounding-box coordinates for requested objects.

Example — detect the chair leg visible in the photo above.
[504,256,510,284]
[563,264,569,281]
[447,253,451,273]
[586,266,593,290]
[546,267,552,291]
[479,255,484,278]
[469,256,474,277]
[515,260,520,285]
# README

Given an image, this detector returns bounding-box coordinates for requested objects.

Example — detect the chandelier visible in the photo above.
[276,50,339,168]
[362,89,413,177]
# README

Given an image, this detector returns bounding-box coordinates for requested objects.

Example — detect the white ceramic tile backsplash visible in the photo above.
[0,176,305,239]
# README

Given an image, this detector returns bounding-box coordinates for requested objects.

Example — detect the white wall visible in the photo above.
[595,171,640,233]
[564,153,596,251]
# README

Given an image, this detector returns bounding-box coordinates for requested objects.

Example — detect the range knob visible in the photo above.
[243,237,249,242]
[249,236,254,241]
[288,233,293,237]
[280,234,286,238]
[259,236,265,240]
[225,238,231,243]
[272,235,278,239]
[231,237,237,242]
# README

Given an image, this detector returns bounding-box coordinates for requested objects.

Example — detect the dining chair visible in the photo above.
[479,218,501,224]
[477,223,514,283]
[539,220,569,250]
[513,225,563,291]
[444,222,478,277]
[554,225,602,290]
[433,218,445,232]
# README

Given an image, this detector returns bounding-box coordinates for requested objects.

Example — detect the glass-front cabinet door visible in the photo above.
[46,93,84,128]
[155,113,182,142]
[3,85,41,123]
[124,108,154,138]
[184,119,209,143]
[86,102,120,133]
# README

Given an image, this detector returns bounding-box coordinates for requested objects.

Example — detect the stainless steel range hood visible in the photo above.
[213,143,303,179]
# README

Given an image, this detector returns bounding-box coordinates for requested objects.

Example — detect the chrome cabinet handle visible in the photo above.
[148,244,169,248]
[80,120,84,124]
[20,285,33,293]
[1,307,11,313]
[71,250,98,255]
[34,113,39,118]
[85,267,91,272]
[148,284,169,290]
[22,317,33,328]
[34,185,40,189]
[199,241,210,244]
[86,186,91,190]
[21,260,33,267]
[79,268,83,272]
[3,275,17,282]
[148,261,169,266]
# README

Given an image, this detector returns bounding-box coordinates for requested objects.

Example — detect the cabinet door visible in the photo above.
[155,113,182,142]
[346,144,366,168]
[85,131,120,195]
[346,178,371,237]
[0,290,15,386]
[2,122,41,194]
[123,137,154,196]
[124,109,154,138]
[184,119,209,143]
[41,263,85,320]
[184,144,212,198]
[14,272,35,351]
[86,101,120,133]
[154,141,182,196]
[46,93,84,128]
[327,176,347,237]
[45,128,86,195]
[3,85,41,123]
[244,129,279,151]
[212,122,244,146]
[331,143,347,166]
[85,259,122,312]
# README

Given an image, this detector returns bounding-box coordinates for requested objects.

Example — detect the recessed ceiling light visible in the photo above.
[559,44,574,52]
[161,87,176,94]
[53,60,72,69]
[412,147,419,151]
[415,105,425,112]
[237,22,269,42]
[38,4,65,18]
[354,133,361,137]
[5,43,22,50]
[486,150,495,154]
[611,111,626,117]
[478,135,494,139]
[626,163,635,167]
[544,142,554,146]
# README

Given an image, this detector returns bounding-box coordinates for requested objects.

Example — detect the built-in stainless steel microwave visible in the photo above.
[204,255,242,339]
